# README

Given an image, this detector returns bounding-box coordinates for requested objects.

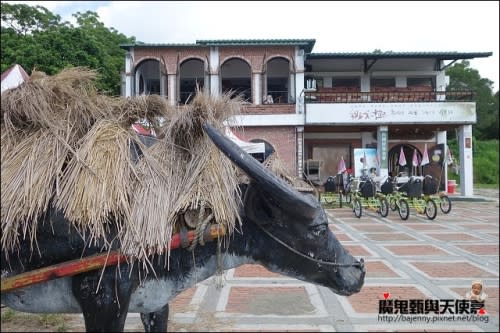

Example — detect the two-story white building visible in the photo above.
[120,39,492,196]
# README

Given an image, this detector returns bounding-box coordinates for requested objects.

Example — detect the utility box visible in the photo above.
[305,160,323,182]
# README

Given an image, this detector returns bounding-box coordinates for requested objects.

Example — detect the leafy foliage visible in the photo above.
[1,3,135,95]
[448,138,499,185]
[446,60,499,140]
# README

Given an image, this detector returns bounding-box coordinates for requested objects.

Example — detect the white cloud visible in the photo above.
[4,1,499,90]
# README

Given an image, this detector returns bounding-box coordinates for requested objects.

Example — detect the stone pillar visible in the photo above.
[124,52,134,97]
[296,71,305,114]
[360,74,370,101]
[210,47,220,97]
[457,125,474,196]
[295,48,305,114]
[160,72,167,98]
[436,70,447,101]
[253,72,262,105]
[204,72,210,95]
[377,126,389,177]
[289,73,295,103]
[168,74,177,106]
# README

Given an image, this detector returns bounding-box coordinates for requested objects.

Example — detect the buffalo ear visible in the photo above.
[243,183,274,226]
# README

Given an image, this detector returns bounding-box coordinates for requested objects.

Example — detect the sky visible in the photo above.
[4,1,499,91]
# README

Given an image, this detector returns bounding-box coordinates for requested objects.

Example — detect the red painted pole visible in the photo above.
[1,225,226,293]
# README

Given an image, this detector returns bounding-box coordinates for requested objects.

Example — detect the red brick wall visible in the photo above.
[133,47,209,74]
[234,126,297,175]
[132,45,296,75]
[240,104,295,115]
[219,46,295,72]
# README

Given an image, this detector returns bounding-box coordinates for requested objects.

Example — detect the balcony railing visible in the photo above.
[304,90,475,104]
[266,90,289,104]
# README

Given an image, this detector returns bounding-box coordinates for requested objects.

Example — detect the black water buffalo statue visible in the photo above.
[1,124,365,332]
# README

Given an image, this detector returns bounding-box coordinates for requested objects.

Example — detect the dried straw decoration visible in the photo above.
[1,67,244,265]
[121,92,242,262]
[55,120,139,247]
[1,129,68,251]
[114,94,171,130]
[1,68,105,136]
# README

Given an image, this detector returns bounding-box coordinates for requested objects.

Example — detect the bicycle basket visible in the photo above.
[360,179,376,198]
[423,177,439,195]
[381,179,394,194]
[407,178,423,198]
[324,176,338,192]
[398,181,409,193]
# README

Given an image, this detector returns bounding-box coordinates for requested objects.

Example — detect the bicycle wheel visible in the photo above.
[389,197,398,211]
[439,195,452,214]
[425,199,437,220]
[353,198,362,218]
[398,199,410,220]
[379,197,389,217]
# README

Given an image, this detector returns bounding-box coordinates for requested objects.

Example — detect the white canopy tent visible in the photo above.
[225,127,265,154]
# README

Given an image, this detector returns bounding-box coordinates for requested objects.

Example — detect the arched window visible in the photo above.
[135,59,162,96]
[265,58,290,103]
[179,58,205,104]
[221,58,252,102]
[249,139,275,163]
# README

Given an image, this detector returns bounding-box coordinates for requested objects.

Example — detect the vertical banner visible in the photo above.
[376,126,388,177]
[354,148,377,177]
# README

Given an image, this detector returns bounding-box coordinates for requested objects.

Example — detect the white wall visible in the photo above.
[1,65,26,93]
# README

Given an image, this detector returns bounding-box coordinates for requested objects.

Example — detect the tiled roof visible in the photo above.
[120,42,200,49]
[307,51,493,60]
[121,39,316,53]
[1,64,30,82]
[196,39,316,53]
[120,40,491,61]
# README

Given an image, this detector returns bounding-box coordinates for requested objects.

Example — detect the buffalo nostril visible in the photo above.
[359,258,365,271]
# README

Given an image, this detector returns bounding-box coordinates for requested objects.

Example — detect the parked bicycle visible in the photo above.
[396,176,438,220]
[378,176,410,220]
[422,175,452,214]
[320,175,344,208]
[350,176,389,218]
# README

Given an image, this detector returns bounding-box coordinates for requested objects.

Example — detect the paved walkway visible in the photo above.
[6,192,498,332]
[120,194,498,332]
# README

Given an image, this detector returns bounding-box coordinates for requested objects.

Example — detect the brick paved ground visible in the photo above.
[3,199,498,332]
[161,199,499,332]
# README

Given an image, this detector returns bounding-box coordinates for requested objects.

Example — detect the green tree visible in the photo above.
[446,60,499,140]
[1,3,62,35]
[1,3,135,95]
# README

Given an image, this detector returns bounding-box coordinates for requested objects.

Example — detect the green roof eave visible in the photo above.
[119,42,200,50]
[120,39,316,53]
[196,39,316,53]
[306,51,493,60]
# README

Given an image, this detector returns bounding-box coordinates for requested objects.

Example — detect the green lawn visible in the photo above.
[474,183,499,189]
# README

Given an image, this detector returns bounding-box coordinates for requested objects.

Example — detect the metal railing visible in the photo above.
[304,90,475,104]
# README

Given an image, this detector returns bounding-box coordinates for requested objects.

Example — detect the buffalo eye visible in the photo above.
[309,224,328,237]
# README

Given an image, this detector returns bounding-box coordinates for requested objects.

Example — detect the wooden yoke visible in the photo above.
[1,224,226,293]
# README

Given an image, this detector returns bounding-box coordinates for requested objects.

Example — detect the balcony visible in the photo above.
[304,90,475,104]
[303,89,476,126]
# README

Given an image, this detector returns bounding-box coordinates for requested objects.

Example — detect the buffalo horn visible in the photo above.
[203,123,319,218]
